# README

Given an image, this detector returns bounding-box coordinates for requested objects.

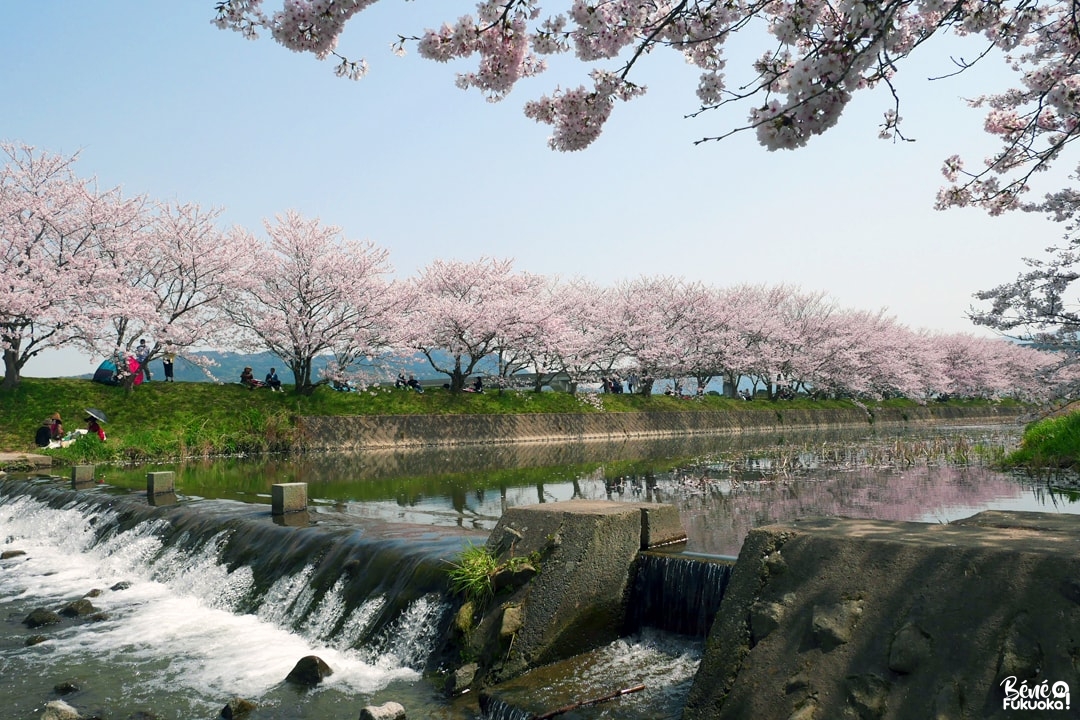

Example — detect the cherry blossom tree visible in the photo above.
[399,257,540,391]
[745,285,836,398]
[214,1,1080,222]
[521,277,620,393]
[487,270,556,386]
[793,309,924,399]
[223,210,396,394]
[610,276,722,395]
[970,229,1080,351]
[0,143,140,390]
[488,273,574,391]
[80,201,256,385]
[710,284,777,398]
[669,283,763,396]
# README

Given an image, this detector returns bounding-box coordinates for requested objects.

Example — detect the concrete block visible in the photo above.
[272,483,307,515]
[71,465,94,488]
[684,513,1080,720]
[146,471,175,495]
[148,492,177,507]
[272,510,311,527]
[481,500,653,680]
[639,504,687,548]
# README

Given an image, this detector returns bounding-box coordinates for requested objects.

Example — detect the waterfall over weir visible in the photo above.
[627,551,734,638]
[0,479,468,718]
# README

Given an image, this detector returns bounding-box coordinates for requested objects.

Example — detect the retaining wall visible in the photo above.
[684,512,1080,720]
[297,404,1029,451]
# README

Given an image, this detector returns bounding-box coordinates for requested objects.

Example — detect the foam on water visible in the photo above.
[0,493,438,705]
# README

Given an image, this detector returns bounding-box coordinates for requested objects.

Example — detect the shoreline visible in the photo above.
[1,404,1031,473]
[296,404,1030,452]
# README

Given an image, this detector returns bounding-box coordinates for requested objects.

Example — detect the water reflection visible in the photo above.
[75,425,1080,556]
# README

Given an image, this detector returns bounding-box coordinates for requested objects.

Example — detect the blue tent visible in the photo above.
[92,359,120,385]
[92,357,142,385]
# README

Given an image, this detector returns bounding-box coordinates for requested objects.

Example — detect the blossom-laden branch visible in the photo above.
[215,2,1079,221]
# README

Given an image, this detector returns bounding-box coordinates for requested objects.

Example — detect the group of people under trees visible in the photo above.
[396,372,484,393]
[395,372,425,393]
[240,366,283,392]
[34,411,106,447]
[108,339,175,385]
[601,375,635,394]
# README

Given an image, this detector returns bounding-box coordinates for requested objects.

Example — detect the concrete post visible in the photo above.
[272,510,311,527]
[272,482,307,515]
[71,465,94,488]
[148,492,178,507]
[146,471,175,496]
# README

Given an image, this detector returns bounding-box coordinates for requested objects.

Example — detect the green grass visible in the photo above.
[446,542,500,605]
[0,376,1025,466]
[1003,412,1080,469]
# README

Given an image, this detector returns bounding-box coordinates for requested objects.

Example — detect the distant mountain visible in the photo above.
[117,350,496,385]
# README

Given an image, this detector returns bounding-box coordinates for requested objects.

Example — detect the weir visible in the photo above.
[626,551,735,638]
[17,469,1068,720]
[0,479,464,675]
[2,476,717,718]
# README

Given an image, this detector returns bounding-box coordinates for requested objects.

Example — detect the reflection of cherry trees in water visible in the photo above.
[674,466,1018,555]
[590,432,1079,556]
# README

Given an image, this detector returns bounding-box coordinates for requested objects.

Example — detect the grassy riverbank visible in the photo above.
[0,377,1028,466]
[1003,409,1080,470]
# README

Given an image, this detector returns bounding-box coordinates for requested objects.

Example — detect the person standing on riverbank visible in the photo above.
[162,345,175,382]
[135,339,151,382]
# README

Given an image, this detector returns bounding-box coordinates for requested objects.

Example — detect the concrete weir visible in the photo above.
[684,511,1080,720]
[470,503,1080,719]
[451,500,685,691]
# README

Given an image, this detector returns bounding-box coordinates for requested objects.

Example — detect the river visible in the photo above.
[1,423,1076,719]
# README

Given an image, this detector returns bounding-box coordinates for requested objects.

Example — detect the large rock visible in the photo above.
[219,697,256,718]
[284,655,333,686]
[683,512,1080,720]
[59,598,97,617]
[40,699,81,720]
[23,608,62,628]
[358,701,406,720]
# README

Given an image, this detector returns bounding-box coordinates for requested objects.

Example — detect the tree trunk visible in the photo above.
[1,348,21,390]
[448,355,468,392]
[723,371,740,398]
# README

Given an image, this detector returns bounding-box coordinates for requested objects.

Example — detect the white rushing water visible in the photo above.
[0,494,445,717]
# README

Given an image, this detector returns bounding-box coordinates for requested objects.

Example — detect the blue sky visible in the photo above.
[3,3,1062,377]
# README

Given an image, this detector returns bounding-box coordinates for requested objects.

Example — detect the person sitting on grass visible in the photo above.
[34,419,52,447]
[265,367,282,392]
[85,416,106,442]
[240,367,264,389]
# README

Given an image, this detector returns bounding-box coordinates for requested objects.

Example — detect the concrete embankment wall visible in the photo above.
[297,404,1029,451]
[683,512,1080,720]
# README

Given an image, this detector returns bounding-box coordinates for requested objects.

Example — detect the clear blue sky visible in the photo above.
[3,2,1061,377]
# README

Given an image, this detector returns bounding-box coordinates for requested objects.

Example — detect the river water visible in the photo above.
[1,424,1076,719]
